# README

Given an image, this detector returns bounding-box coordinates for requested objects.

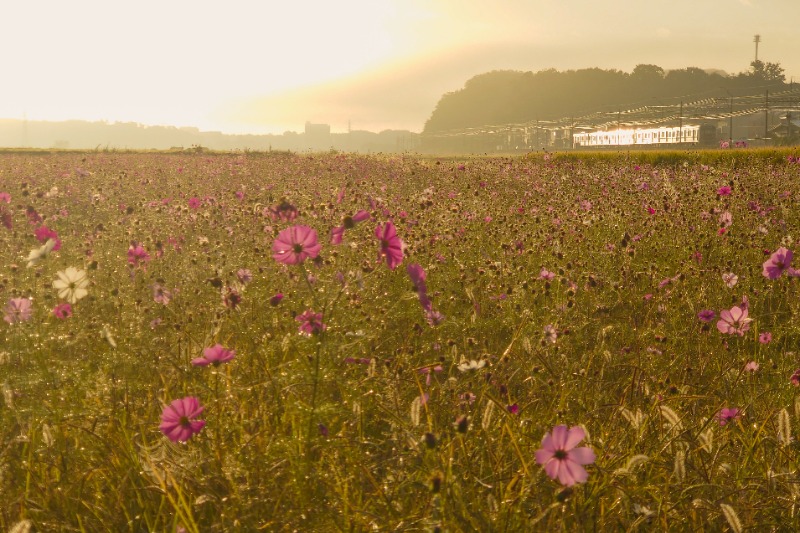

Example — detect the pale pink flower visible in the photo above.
[4,298,33,324]
[716,306,752,336]
[236,268,252,284]
[722,272,738,288]
[535,425,596,487]
[152,283,173,305]
[539,268,556,281]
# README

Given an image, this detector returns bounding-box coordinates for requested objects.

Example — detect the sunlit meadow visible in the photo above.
[2,148,800,531]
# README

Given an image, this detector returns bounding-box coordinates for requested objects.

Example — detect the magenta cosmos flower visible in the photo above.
[192,344,236,366]
[272,225,321,265]
[535,425,596,487]
[716,306,752,336]
[52,302,73,319]
[762,247,793,279]
[697,309,716,323]
[296,308,326,335]
[127,244,151,267]
[717,407,741,426]
[34,225,62,251]
[375,221,403,270]
[159,396,206,442]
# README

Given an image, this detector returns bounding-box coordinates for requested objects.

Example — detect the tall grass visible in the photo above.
[1,150,800,530]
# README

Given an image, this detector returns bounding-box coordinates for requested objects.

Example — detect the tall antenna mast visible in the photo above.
[754,34,761,61]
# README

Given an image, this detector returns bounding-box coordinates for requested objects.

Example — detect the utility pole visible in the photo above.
[754,34,761,61]
[679,101,683,142]
[729,96,733,145]
[764,89,769,141]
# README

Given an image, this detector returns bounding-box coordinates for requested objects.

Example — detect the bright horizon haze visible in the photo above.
[1,0,798,135]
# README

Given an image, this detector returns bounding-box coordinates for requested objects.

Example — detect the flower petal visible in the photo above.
[567,446,596,465]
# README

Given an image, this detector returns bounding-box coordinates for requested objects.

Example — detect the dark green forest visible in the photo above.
[424,61,788,133]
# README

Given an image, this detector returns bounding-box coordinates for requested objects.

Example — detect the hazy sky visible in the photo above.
[1,0,798,134]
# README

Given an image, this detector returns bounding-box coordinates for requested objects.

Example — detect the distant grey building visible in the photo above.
[304,122,331,150]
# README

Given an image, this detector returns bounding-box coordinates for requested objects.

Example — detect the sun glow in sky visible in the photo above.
[1,0,799,134]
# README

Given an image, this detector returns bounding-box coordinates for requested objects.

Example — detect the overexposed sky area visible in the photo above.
[1,0,798,134]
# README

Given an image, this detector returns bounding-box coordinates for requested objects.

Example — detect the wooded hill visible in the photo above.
[423,62,789,133]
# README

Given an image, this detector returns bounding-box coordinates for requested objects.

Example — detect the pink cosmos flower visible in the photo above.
[375,221,403,270]
[26,207,42,225]
[188,197,201,209]
[4,298,33,324]
[425,308,445,326]
[722,272,738,288]
[762,247,793,279]
[697,309,716,323]
[296,309,326,335]
[267,200,299,222]
[717,407,741,426]
[34,226,62,251]
[223,288,242,310]
[0,192,10,203]
[1,209,11,230]
[791,369,800,387]
[539,268,556,281]
[535,425,596,487]
[716,306,752,336]
[52,302,73,319]
[407,263,428,294]
[272,225,321,265]
[330,226,345,245]
[159,396,206,442]
[351,210,371,223]
[269,293,284,306]
[151,283,172,305]
[744,361,759,373]
[192,344,236,366]
[758,332,772,344]
[127,244,151,267]
[717,186,732,196]
[236,268,252,284]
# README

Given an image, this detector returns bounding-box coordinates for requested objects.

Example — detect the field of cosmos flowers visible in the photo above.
[1,148,800,531]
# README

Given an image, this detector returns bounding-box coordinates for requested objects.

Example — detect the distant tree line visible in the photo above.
[424,61,788,133]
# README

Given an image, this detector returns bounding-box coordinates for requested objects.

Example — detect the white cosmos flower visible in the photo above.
[53,267,89,304]
[457,359,487,372]
[722,272,738,289]
[26,238,56,268]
